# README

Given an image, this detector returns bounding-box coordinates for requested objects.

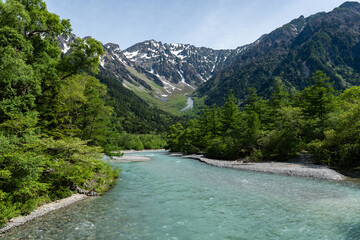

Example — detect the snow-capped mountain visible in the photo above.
[57,35,246,100]
[122,40,237,90]
[57,34,77,54]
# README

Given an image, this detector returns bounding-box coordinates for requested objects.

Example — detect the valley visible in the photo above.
[58,2,360,113]
[2,1,360,238]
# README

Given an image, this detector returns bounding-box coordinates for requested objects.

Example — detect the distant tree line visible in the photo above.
[167,71,360,168]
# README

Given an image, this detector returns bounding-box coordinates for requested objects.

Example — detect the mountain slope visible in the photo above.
[57,35,181,133]
[95,73,180,134]
[59,34,247,112]
[195,1,360,105]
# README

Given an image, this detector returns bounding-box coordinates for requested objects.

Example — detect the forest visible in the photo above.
[167,71,360,168]
[0,0,123,227]
[0,0,177,227]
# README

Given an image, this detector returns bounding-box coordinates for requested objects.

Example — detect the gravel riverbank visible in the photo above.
[109,149,166,162]
[0,194,90,234]
[110,155,152,162]
[174,154,345,181]
[114,150,345,181]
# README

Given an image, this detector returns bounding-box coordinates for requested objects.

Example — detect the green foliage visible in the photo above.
[168,71,360,167]
[220,91,241,135]
[118,133,144,150]
[59,37,104,79]
[48,74,113,142]
[259,106,304,161]
[111,133,167,151]
[309,87,360,166]
[166,123,184,152]
[0,0,119,228]
[0,133,49,214]
[206,137,237,160]
[139,134,167,149]
[298,71,335,120]
[38,137,119,195]
[95,73,180,134]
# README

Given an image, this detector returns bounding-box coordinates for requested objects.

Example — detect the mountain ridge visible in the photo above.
[195,1,360,105]
[121,39,241,90]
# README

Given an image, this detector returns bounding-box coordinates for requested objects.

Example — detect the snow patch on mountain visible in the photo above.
[124,50,139,59]
[100,58,106,68]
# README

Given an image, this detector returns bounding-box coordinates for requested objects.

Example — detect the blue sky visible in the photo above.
[45,0,350,50]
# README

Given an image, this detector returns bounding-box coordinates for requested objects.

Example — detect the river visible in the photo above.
[180,97,194,111]
[3,151,360,239]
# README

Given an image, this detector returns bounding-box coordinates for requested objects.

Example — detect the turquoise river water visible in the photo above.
[3,151,360,239]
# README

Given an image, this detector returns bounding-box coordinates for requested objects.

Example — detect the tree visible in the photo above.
[244,87,270,128]
[197,105,220,140]
[48,74,113,144]
[309,86,360,166]
[299,71,335,120]
[297,71,336,141]
[259,106,304,161]
[58,38,104,80]
[269,78,288,109]
[166,123,184,152]
[220,91,241,136]
[0,0,117,227]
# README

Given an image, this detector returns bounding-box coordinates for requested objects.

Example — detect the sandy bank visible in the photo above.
[176,154,345,181]
[0,194,90,234]
[109,149,166,163]
[110,155,152,162]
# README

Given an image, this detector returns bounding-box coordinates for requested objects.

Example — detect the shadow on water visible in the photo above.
[337,223,360,240]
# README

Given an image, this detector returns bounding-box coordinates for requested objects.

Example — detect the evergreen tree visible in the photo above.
[199,105,222,139]
[220,91,241,136]
[245,87,270,128]
[269,78,288,110]
[298,71,335,141]
[300,71,335,120]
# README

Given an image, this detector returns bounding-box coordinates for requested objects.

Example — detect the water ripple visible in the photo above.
[3,152,360,240]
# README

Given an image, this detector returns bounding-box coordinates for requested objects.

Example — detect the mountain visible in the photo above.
[195,1,360,105]
[58,1,360,110]
[122,40,241,91]
[57,35,180,133]
[58,33,246,112]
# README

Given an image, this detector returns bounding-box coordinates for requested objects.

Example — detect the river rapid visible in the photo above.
[3,151,360,239]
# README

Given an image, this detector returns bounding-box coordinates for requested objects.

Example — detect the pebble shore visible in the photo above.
[109,149,166,163]
[0,194,90,234]
[177,154,345,181]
